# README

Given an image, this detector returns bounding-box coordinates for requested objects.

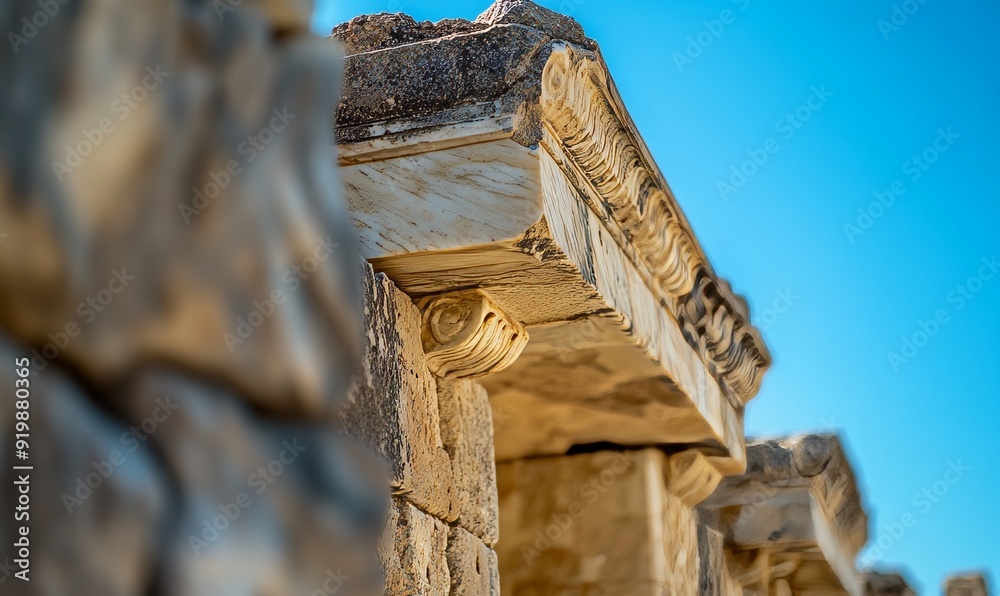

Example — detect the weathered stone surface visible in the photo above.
[334,0,770,475]
[864,570,916,595]
[0,336,387,596]
[476,0,594,48]
[446,525,500,596]
[342,265,455,521]
[121,370,387,596]
[1,0,362,418]
[437,378,500,545]
[0,0,386,591]
[0,335,166,595]
[380,498,451,596]
[332,14,487,56]
[332,0,595,146]
[496,449,702,595]
[945,573,990,596]
[701,434,868,596]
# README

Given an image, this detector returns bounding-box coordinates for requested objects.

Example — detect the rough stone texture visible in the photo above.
[380,498,451,596]
[864,570,916,595]
[0,335,388,596]
[475,0,593,47]
[342,265,455,521]
[437,378,500,545]
[332,14,487,56]
[333,0,596,146]
[446,526,500,596]
[1,0,362,418]
[0,0,388,591]
[0,334,166,596]
[121,371,387,596]
[496,449,702,595]
[335,22,552,145]
[945,573,990,596]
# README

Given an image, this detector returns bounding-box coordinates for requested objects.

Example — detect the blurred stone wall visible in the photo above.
[0,0,389,594]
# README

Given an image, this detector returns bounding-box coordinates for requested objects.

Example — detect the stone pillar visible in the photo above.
[494,448,745,594]
[343,267,502,595]
[497,449,689,594]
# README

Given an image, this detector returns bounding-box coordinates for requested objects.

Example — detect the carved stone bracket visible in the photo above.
[665,450,723,507]
[418,289,528,379]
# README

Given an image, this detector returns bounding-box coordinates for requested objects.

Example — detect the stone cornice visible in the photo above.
[333,0,773,469]
[539,44,771,404]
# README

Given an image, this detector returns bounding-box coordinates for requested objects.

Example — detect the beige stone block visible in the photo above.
[380,498,450,596]
[343,265,455,520]
[446,526,500,596]
[496,448,701,595]
[437,378,500,545]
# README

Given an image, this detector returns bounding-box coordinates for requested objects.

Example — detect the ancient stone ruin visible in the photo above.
[0,0,990,594]
[331,1,992,594]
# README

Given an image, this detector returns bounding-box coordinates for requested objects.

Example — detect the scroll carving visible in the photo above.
[540,44,771,404]
[666,450,723,507]
[418,289,528,379]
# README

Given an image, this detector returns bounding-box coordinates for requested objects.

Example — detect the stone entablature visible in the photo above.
[333,0,770,475]
[700,435,868,595]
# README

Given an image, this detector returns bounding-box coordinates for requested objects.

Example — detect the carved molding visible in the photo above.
[539,44,771,405]
[417,289,528,379]
[665,450,723,507]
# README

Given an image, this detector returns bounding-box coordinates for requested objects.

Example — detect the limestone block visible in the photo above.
[496,448,701,595]
[446,526,500,596]
[343,266,455,520]
[437,378,499,545]
[380,498,450,596]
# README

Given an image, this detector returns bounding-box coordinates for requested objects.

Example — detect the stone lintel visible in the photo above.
[333,0,771,474]
[700,435,869,596]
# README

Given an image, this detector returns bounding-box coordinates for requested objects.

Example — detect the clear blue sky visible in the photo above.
[315,1,999,591]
